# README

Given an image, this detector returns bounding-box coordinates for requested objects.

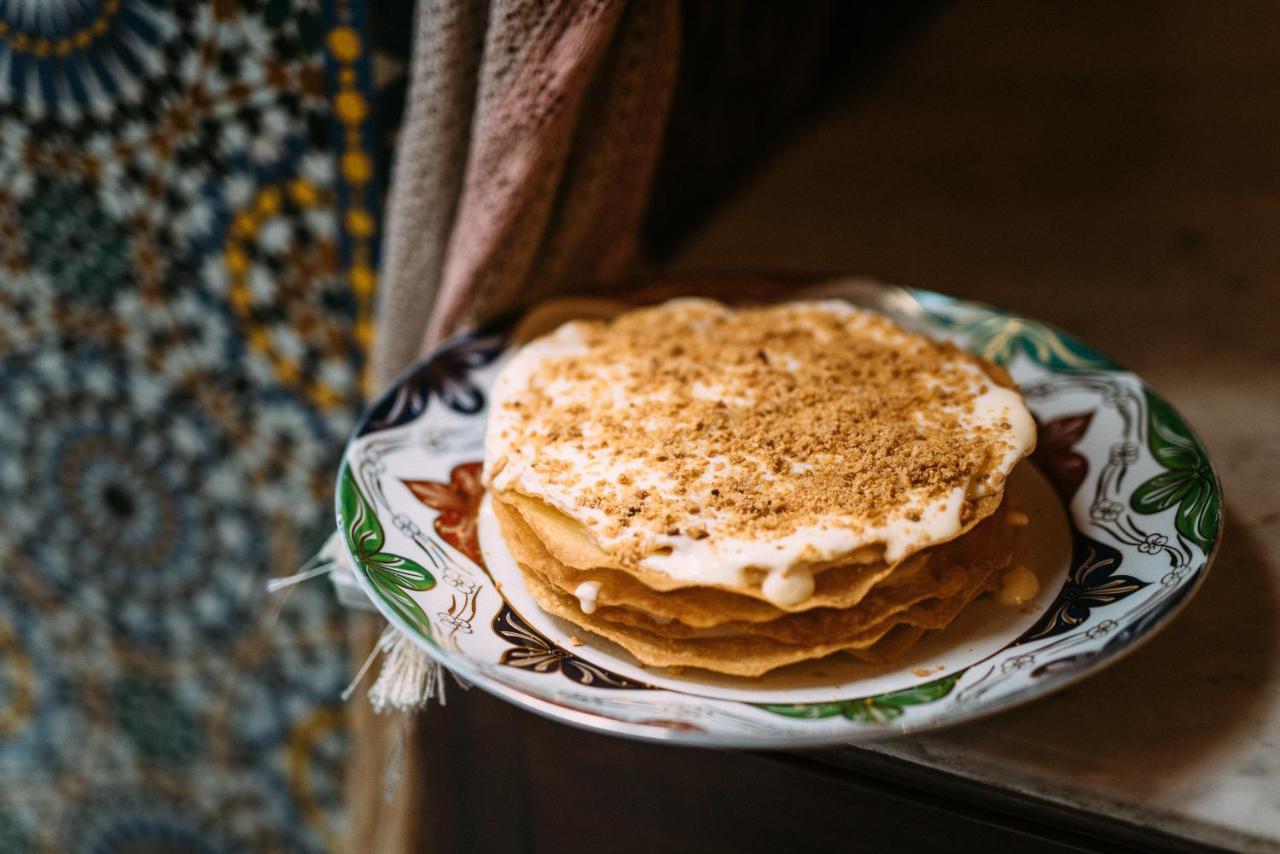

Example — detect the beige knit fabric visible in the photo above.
[348,2,679,849]
[370,0,679,383]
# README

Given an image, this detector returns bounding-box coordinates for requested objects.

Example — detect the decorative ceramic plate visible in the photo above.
[336,279,1222,748]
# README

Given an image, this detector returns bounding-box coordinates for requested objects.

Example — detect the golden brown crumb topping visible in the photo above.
[489,299,1026,566]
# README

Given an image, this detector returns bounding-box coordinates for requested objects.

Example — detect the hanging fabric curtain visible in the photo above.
[346,2,679,848]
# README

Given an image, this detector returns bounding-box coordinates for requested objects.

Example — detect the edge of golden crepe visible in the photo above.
[518,568,910,678]
[492,496,907,625]
[501,498,1016,677]
[497,487,1004,604]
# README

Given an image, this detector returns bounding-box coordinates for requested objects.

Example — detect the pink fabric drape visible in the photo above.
[370,0,678,387]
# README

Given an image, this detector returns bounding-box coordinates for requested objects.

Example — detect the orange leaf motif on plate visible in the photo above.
[403,461,486,568]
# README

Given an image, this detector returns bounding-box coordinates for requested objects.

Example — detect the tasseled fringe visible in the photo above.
[367,627,446,713]
[341,624,445,713]
[273,531,447,714]
[266,555,336,593]
[264,541,338,625]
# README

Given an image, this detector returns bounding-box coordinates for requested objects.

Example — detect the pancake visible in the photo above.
[574,506,1013,645]
[485,298,1034,609]
[499,489,895,576]
[519,568,916,677]
[513,512,1011,676]
[848,625,927,665]
[497,488,1005,599]
[492,494,907,625]
[483,297,1037,676]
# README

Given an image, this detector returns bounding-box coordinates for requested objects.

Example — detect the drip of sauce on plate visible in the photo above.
[996,565,1039,606]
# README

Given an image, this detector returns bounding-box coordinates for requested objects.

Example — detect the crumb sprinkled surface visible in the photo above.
[486,298,1033,569]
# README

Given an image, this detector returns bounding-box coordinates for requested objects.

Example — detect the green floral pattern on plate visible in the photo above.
[758,673,961,724]
[1130,389,1221,552]
[338,463,437,637]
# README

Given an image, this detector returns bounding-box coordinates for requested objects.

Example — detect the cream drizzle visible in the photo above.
[573,581,602,614]
[485,300,1037,607]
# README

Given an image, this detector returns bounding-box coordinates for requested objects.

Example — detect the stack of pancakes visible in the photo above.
[484,298,1036,677]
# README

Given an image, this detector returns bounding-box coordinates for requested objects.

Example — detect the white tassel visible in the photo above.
[280,530,448,713]
[342,625,397,702]
[264,541,339,625]
[266,559,335,593]
[368,632,445,713]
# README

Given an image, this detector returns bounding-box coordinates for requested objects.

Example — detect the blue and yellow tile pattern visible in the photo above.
[0,0,384,849]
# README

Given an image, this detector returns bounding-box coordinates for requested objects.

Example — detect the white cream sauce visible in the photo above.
[486,300,1037,608]
[573,581,602,614]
